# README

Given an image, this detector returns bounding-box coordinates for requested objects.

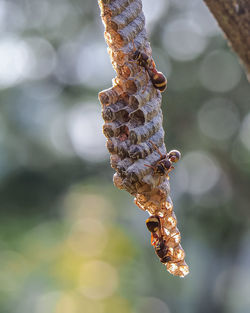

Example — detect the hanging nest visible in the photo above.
[98,0,189,277]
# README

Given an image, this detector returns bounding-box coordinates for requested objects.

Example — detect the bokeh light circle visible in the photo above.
[163,18,207,61]
[187,2,221,37]
[77,42,115,88]
[67,218,108,257]
[180,151,220,195]
[214,267,250,312]
[79,260,118,300]
[199,50,242,92]
[0,37,29,88]
[34,292,61,313]
[24,37,57,80]
[63,191,113,221]
[198,98,240,141]
[67,103,108,162]
[143,0,169,29]
[136,297,170,313]
[0,1,26,31]
[55,293,79,313]
[56,294,105,313]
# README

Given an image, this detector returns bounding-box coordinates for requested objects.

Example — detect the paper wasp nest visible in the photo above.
[98,0,189,277]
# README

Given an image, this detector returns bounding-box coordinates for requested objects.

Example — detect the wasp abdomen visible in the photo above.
[160,255,172,264]
[146,215,160,232]
[151,72,167,92]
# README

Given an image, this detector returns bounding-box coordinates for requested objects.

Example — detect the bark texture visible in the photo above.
[98,0,189,277]
[204,0,250,81]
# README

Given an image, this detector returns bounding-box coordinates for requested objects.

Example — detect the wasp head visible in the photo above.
[168,150,181,163]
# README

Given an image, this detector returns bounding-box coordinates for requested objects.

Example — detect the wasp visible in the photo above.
[145,215,173,264]
[131,41,167,92]
[144,141,181,178]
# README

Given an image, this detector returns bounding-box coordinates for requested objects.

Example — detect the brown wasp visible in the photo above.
[131,41,167,92]
[145,215,179,264]
[144,141,181,178]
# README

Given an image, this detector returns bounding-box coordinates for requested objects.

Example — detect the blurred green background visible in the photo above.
[1,0,250,312]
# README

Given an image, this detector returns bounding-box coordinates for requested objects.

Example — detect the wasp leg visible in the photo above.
[151,233,157,246]
[144,163,155,170]
[165,166,174,177]
[149,140,166,159]
[157,176,163,186]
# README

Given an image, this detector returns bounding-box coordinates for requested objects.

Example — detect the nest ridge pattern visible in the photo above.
[98,0,189,277]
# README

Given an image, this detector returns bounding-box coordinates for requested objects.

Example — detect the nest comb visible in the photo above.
[98,0,189,277]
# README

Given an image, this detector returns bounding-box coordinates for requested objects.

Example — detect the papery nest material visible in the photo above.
[98,0,189,277]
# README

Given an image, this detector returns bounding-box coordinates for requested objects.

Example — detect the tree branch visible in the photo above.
[204,0,250,81]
